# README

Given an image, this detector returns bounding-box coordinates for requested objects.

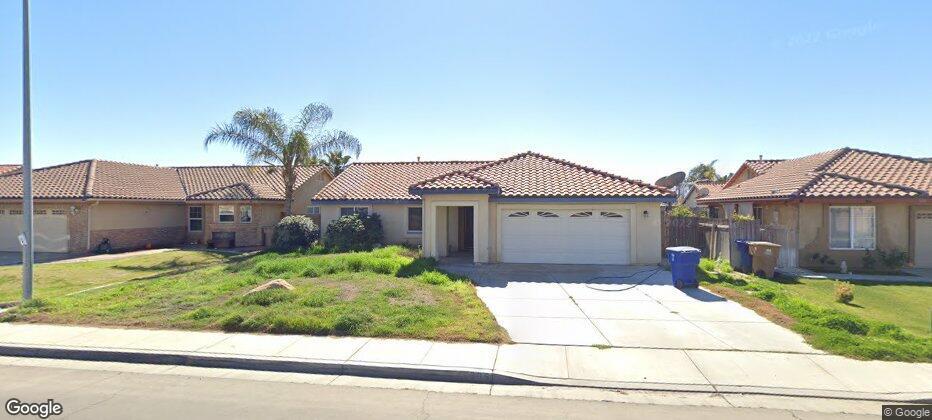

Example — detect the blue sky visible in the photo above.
[1,1,930,183]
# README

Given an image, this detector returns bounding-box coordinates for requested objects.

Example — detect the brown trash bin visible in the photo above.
[747,241,781,278]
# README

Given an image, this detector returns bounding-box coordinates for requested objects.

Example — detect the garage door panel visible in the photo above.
[0,212,70,253]
[501,209,630,265]
[916,211,932,268]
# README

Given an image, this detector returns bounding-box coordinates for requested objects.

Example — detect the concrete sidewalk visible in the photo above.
[0,323,928,402]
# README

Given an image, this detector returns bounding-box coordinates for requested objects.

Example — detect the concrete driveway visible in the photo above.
[440,262,816,353]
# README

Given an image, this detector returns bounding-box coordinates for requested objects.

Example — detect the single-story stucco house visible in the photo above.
[312,152,675,265]
[681,180,726,216]
[0,160,332,253]
[699,148,932,269]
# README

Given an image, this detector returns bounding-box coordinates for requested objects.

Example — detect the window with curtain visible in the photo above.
[829,206,875,249]
[218,205,235,223]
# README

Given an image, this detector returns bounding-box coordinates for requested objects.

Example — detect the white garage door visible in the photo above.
[500,209,630,265]
[916,211,932,268]
[0,209,70,253]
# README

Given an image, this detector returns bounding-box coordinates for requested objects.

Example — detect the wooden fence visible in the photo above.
[662,215,780,267]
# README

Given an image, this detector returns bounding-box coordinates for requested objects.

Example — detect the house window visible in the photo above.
[240,205,253,223]
[407,207,422,232]
[570,211,592,218]
[188,206,203,232]
[709,206,721,219]
[340,207,368,217]
[306,206,320,215]
[752,206,763,221]
[829,206,875,250]
[537,211,559,218]
[507,211,529,217]
[218,205,235,223]
[600,211,624,218]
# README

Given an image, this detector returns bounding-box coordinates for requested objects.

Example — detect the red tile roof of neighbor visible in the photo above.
[700,148,931,203]
[315,152,673,201]
[0,165,20,175]
[744,159,784,175]
[0,160,329,201]
[686,180,727,201]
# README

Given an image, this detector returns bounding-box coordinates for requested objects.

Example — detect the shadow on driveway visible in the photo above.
[0,252,88,267]
[439,261,815,353]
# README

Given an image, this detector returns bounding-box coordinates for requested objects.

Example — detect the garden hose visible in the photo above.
[585,267,664,292]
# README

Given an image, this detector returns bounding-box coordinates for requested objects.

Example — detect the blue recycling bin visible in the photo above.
[734,240,752,273]
[666,246,701,288]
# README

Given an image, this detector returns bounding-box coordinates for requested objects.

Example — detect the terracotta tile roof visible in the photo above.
[411,152,674,199]
[0,165,20,175]
[700,148,931,202]
[92,160,187,200]
[686,180,726,202]
[0,160,327,201]
[410,171,500,192]
[176,166,326,201]
[313,161,489,201]
[744,159,783,175]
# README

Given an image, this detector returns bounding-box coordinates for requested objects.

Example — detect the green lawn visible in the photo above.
[698,258,932,362]
[0,250,227,303]
[780,278,931,337]
[1,246,508,343]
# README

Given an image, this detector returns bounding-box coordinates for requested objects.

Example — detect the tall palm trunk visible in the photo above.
[282,164,296,215]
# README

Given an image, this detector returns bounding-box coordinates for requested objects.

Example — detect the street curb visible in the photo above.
[0,344,537,387]
[0,344,927,403]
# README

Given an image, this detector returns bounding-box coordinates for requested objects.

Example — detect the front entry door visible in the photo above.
[458,206,474,251]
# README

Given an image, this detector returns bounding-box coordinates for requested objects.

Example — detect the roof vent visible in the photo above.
[417,156,421,162]
[759,154,763,160]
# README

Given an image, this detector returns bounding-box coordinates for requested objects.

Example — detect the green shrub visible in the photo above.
[669,205,695,218]
[732,212,754,222]
[324,214,385,252]
[861,250,877,270]
[878,248,908,270]
[272,215,319,251]
[834,281,854,304]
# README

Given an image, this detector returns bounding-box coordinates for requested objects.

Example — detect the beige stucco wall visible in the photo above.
[423,194,491,262]
[318,203,423,247]
[293,171,333,214]
[319,197,665,265]
[89,202,185,230]
[772,202,910,269]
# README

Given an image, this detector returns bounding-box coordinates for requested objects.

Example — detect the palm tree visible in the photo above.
[322,150,352,175]
[205,103,361,214]
[686,160,726,183]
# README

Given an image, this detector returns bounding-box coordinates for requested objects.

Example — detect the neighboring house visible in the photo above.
[0,160,332,253]
[313,152,675,265]
[681,180,726,217]
[0,165,20,175]
[699,148,932,269]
